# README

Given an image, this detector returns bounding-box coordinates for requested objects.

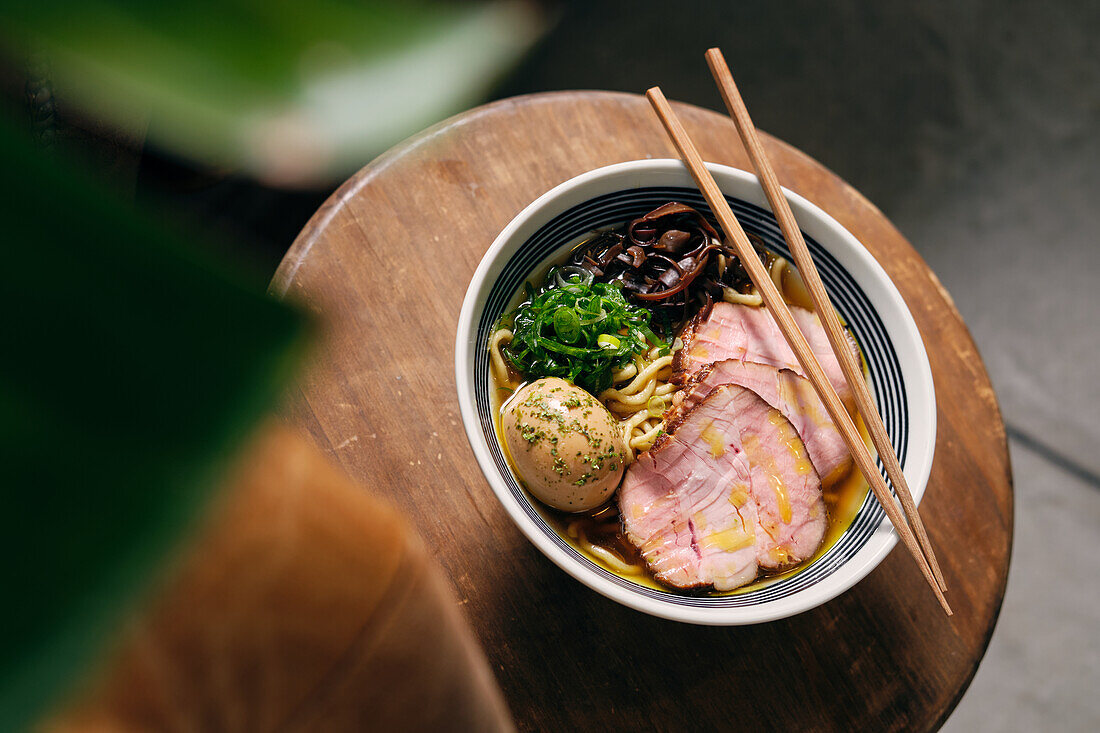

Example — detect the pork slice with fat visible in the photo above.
[667,359,853,487]
[672,302,859,412]
[619,384,827,591]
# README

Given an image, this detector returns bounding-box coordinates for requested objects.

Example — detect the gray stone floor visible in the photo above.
[498,1,1100,728]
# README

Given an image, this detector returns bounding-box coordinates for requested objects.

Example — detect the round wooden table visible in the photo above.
[271,92,1012,732]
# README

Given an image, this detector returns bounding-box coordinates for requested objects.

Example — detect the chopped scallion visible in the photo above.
[597,333,621,349]
[499,266,669,394]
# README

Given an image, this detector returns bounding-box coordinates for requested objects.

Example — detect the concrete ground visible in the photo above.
[496,1,1100,729]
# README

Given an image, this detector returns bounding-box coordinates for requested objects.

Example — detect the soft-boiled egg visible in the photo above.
[501,377,628,512]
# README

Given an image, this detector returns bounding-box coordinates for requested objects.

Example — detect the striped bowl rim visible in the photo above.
[455,160,936,625]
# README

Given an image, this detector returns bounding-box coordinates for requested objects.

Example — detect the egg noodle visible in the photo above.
[599,341,682,458]
[488,327,515,389]
[714,252,790,307]
[564,518,643,575]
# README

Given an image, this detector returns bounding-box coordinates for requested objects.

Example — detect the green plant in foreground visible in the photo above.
[0,115,306,731]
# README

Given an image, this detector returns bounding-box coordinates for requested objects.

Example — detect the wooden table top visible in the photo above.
[271,91,1012,732]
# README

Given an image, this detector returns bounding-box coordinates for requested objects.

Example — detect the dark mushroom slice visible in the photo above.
[570,202,760,333]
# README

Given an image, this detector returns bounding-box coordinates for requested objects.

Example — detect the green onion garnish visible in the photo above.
[597,334,621,349]
[500,267,668,394]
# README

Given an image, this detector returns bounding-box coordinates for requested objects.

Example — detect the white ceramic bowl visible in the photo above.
[455,160,936,625]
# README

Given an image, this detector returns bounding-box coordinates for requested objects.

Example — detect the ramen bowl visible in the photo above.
[455,159,936,625]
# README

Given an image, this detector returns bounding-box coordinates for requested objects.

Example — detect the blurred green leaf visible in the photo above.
[2,0,544,185]
[0,115,306,729]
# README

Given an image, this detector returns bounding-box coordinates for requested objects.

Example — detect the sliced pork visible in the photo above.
[668,360,853,487]
[619,384,826,591]
[672,302,859,411]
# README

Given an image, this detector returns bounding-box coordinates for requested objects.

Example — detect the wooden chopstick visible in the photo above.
[704,47,948,593]
[645,86,952,615]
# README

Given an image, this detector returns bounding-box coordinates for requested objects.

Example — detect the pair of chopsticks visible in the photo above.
[646,48,951,615]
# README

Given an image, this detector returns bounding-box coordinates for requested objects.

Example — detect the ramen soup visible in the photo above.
[489,202,870,595]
